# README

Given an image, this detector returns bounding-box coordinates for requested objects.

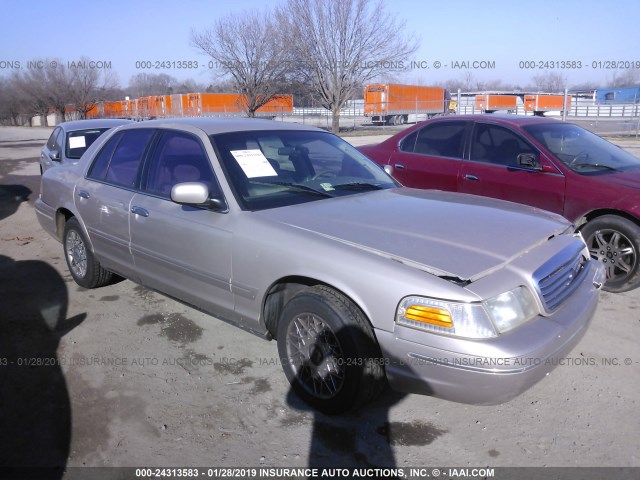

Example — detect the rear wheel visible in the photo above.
[63,218,113,288]
[276,285,385,414]
[581,215,640,292]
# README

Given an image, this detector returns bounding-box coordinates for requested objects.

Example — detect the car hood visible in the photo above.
[594,169,640,190]
[259,188,570,282]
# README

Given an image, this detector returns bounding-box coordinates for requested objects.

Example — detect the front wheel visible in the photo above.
[63,218,113,289]
[276,286,385,414]
[581,215,640,292]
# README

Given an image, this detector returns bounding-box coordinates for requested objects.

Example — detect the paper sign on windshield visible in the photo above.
[231,149,277,178]
[69,136,86,149]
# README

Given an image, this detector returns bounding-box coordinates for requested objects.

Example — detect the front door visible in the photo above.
[129,129,234,317]
[459,122,565,214]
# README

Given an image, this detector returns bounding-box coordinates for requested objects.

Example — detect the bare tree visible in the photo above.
[278,0,417,132]
[17,64,53,126]
[530,71,567,92]
[0,73,30,126]
[608,69,640,88]
[191,10,291,117]
[44,61,75,122]
[205,79,238,94]
[173,78,208,95]
[7,57,121,124]
[461,71,477,92]
[128,73,178,97]
[69,67,120,119]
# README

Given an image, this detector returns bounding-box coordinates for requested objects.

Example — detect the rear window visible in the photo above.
[66,128,110,159]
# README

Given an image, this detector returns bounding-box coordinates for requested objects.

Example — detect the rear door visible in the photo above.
[386,120,469,191]
[459,122,565,214]
[75,128,155,280]
[129,129,234,317]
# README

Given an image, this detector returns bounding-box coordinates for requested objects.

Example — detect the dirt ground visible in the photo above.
[0,125,639,477]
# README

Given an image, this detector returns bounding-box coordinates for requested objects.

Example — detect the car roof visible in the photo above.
[376,114,565,148]
[429,114,562,127]
[58,118,132,131]
[118,117,324,135]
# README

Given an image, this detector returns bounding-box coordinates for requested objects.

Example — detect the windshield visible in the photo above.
[66,128,111,159]
[210,130,397,210]
[523,123,640,174]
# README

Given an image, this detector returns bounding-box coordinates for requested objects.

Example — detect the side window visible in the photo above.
[88,131,123,180]
[471,124,535,166]
[46,128,61,150]
[47,127,64,153]
[399,130,418,152]
[55,128,65,151]
[88,129,154,187]
[144,131,215,197]
[413,122,467,158]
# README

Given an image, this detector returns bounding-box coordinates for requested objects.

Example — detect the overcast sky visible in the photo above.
[3,0,639,90]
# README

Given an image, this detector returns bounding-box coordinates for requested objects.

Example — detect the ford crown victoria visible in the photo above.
[35,118,604,413]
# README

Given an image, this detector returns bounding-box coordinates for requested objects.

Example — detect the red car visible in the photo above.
[359,114,640,292]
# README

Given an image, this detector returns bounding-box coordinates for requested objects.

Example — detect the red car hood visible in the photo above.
[596,169,640,190]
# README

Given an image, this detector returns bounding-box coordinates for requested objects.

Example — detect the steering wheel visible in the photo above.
[568,151,589,168]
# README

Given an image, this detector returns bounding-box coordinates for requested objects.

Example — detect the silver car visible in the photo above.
[35,118,605,414]
[39,118,132,174]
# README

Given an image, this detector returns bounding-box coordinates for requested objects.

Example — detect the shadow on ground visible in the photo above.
[0,255,86,479]
[0,184,31,221]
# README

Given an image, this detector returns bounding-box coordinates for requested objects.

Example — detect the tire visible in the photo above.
[63,217,113,289]
[276,285,385,414]
[581,215,640,293]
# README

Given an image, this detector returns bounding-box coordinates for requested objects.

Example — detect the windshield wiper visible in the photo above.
[270,181,335,197]
[571,163,618,171]
[331,182,385,191]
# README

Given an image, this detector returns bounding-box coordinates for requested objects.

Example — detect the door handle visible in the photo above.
[394,163,406,170]
[131,206,149,217]
[78,190,90,199]
[464,174,479,181]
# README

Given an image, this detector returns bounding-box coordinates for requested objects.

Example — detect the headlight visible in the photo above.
[483,287,538,334]
[396,287,539,339]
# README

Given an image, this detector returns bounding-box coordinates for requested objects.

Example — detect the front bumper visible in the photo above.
[377,260,603,405]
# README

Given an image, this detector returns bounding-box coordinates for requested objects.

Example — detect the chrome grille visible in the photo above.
[535,250,587,311]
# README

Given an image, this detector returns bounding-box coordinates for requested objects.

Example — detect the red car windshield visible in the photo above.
[523,123,640,174]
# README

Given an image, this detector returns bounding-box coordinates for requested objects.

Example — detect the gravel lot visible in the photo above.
[0,125,638,477]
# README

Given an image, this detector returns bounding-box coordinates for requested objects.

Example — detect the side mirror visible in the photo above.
[383,164,394,176]
[517,153,542,170]
[50,150,61,161]
[171,182,227,211]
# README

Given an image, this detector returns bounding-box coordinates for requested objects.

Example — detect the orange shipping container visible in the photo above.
[84,92,293,120]
[364,83,450,125]
[169,94,186,116]
[104,101,125,118]
[524,94,571,115]
[257,95,294,114]
[185,93,293,116]
[475,95,518,112]
[85,103,100,119]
